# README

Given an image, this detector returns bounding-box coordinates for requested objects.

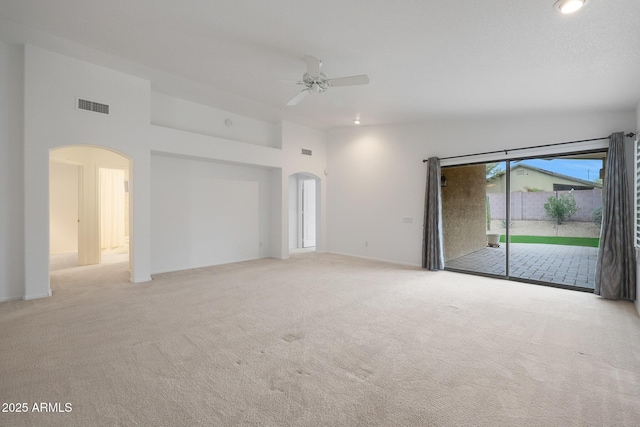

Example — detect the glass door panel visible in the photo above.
[507,153,604,290]
[443,162,507,277]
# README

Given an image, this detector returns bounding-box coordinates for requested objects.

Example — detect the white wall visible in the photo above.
[49,162,79,254]
[146,102,288,266]
[280,121,328,257]
[1,42,330,301]
[51,146,131,170]
[150,154,272,273]
[23,45,152,299]
[327,110,636,266]
[15,45,321,301]
[0,42,24,302]
[151,92,281,148]
[148,124,282,169]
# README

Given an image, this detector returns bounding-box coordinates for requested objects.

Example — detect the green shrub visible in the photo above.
[544,193,578,225]
[591,206,602,227]
[500,218,514,228]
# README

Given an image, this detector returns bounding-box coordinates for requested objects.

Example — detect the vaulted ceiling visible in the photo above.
[1,0,639,129]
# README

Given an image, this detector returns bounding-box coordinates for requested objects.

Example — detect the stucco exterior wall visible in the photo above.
[442,165,488,262]
[487,168,602,193]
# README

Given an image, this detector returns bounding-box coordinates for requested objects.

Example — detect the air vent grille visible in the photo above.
[301,149,312,156]
[78,98,109,115]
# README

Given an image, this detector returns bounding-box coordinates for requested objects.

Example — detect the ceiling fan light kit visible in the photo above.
[554,0,586,14]
[286,55,369,106]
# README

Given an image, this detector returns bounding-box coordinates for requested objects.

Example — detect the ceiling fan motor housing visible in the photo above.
[303,72,329,93]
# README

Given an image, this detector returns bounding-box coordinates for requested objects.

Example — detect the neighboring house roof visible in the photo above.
[492,163,602,188]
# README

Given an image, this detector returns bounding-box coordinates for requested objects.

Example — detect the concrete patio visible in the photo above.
[445,243,598,289]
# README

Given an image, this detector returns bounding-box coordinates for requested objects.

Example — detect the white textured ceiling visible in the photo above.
[1,0,639,129]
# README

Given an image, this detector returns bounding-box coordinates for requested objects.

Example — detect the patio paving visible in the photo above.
[445,243,597,289]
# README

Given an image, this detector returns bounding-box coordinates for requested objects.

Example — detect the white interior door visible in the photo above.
[302,179,316,248]
[49,162,80,254]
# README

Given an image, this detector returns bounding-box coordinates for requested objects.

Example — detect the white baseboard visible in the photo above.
[325,251,421,268]
[130,275,152,284]
[289,247,316,254]
[24,290,52,300]
[0,295,23,303]
[149,255,277,276]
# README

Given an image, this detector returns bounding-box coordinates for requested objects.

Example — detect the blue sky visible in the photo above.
[493,158,604,182]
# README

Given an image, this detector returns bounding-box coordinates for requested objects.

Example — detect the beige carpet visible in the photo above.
[1,253,639,426]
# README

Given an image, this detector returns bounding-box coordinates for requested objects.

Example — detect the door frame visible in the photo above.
[441,148,607,293]
[288,172,321,252]
[298,178,317,248]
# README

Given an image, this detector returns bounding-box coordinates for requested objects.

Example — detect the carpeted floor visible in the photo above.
[1,253,639,426]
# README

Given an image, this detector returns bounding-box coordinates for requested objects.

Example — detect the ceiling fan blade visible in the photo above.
[286,89,309,106]
[304,55,321,77]
[280,79,303,85]
[327,74,369,87]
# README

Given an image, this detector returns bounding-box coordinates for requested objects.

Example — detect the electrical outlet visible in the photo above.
[402,217,413,224]
[365,241,369,247]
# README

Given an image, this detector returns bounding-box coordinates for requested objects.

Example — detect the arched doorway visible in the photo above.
[49,146,131,278]
[288,172,320,252]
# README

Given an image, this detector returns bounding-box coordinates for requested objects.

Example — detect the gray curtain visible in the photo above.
[422,157,444,270]
[595,132,636,300]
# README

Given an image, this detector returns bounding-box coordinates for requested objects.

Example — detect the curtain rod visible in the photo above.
[422,132,637,163]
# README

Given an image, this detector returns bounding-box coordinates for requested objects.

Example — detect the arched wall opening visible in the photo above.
[49,145,132,282]
[288,172,321,252]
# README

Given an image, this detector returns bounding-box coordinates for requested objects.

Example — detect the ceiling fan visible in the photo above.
[286,55,369,106]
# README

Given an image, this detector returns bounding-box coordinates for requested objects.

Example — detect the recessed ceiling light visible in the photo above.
[354,119,361,125]
[554,0,586,14]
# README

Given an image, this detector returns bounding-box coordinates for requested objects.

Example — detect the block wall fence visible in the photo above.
[488,189,602,222]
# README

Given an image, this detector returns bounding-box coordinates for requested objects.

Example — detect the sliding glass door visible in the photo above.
[443,151,605,291]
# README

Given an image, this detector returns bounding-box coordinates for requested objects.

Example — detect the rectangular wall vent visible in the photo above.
[301,149,312,156]
[77,98,110,115]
